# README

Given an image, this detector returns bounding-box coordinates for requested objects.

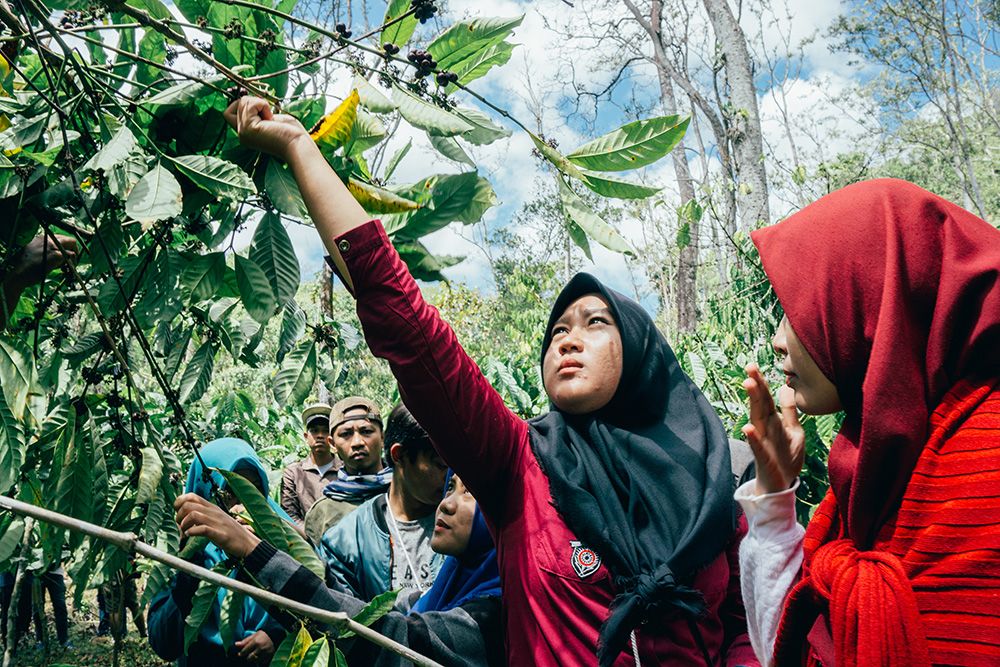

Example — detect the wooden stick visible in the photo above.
[0,495,444,667]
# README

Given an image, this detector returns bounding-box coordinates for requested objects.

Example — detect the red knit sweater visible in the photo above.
[774,378,1000,666]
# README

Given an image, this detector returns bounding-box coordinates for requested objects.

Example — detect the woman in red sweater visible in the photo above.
[221,96,757,666]
[739,179,1000,666]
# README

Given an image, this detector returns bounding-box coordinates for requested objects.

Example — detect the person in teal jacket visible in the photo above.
[148,438,289,665]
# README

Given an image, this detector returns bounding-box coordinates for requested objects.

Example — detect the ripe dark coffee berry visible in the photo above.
[383,42,400,55]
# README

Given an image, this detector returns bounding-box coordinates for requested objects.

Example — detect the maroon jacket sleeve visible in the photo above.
[723,514,759,667]
[329,220,529,514]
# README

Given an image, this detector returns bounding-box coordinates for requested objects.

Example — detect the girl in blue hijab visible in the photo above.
[148,438,290,666]
[412,471,501,613]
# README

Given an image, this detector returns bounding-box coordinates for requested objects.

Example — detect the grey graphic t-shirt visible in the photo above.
[385,507,437,593]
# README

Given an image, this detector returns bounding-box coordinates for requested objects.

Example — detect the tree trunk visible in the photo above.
[701,0,770,230]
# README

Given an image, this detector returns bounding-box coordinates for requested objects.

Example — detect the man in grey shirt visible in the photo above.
[317,402,448,600]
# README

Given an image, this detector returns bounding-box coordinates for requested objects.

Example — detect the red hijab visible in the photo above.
[751,178,1000,547]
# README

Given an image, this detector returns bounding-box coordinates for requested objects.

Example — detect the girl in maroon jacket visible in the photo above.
[221,96,757,667]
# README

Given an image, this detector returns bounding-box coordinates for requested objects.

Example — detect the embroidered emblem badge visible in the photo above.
[570,540,601,578]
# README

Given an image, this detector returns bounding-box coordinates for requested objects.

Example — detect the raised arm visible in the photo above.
[224,97,527,506]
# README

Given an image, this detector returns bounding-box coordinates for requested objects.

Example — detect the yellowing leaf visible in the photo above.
[309,90,360,148]
[347,178,422,214]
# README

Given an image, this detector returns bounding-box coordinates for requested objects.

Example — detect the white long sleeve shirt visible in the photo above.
[734,479,806,667]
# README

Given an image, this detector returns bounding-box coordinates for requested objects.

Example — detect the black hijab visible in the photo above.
[528,273,736,665]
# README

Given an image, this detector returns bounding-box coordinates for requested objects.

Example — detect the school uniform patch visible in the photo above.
[570,540,601,578]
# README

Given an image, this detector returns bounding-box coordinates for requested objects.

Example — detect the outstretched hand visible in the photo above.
[234,630,275,663]
[223,95,310,162]
[9,234,78,287]
[742,364,805,495]
[174,493,261,558]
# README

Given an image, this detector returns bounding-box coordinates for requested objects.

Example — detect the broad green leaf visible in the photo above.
[127,0,173,20]
[446,107,511,146]
[0,518,24,566]
[339,590,399,639]
[686,351,707,389]
[348,179,422,214]
[383,139,412,181]
[136,246,185,327]
[428,133,474,166]
[235,255,277,324]
[427,16,524,72]
[55,417,93,523]
[108,155,148,200]
[392,85,473,136]
[302,636,330,666]
[577,170,661,199]
[334,646,349,667]
[181,252,227,302]
[380,0,418,47]
[0,337,36,418]
[443,40,515,91]
[172,155,256,201]
[566,218,593,261]
[678,198,704,223]
[249,213,300,307]
[815,413,841,446]
[348,110,387,156]
[278,519,326,578]
[218,590,245,649]
[275,625,312,667]
[353,75,395,113]
[487,358,532,412]
[96,249,153,315]
[135,30,166,86]
[125,164,182,224]
[394,239,463,282]
[278,301,306,363]
[310,90,359,148]
[184,567,225,653]
[0,390,24,495]
[265,159,309,219]
[273,339,316,406]
[136,447,163,505]
[178,341,216,404]
[676,222,691,249]
[384,172,496,238]
[558,178,631,254]
[566,115,690,172]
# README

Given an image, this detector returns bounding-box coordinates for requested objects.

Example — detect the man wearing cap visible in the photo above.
[280,404,341,525]
[302,397,392,544]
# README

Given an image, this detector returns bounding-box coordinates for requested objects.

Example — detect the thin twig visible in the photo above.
[0,495,445,667]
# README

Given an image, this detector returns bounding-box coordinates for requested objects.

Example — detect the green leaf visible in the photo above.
[557,178,631,254]
[566,218,593,261]
[348,110,387,156]
[0,390,25,495]
[171,155,256,201]
[427,16,523,72]
[248,212,301,307]
[566,115,690,172]
[334,646,348,667]
[383,139,411,181]
[443,40,515,91]
[577,170,661,199]
[339,589,399,639]
[278,300,306,363]
[218,590,244,649]
[677,198,703,223]
[428,134,474,166]
[127,0,173,20]
[686,351,707,389]
[380,0,418,47]
[178,341,216,404]
[676,222,691,249]
[384,172,496,238]
[125,164,183,224]
[353,75,395,114]
[265,160,309,219]
[486,357,532,412]
[136,447,163,505]
[529,131,585,180]
[275,624,312,667]
[55,417,94,523]
[392,85,473,136]
[348,179,422,214]
[184,567,225,653]
[235,255,278,324]
[278,519,326,578]
[181,252,227,302]
[135,30,166,85]
[394,239,463,282]
[0,337,36,418]
[273,339,316,406]
[302,636,330,666]
[0,519,24,566]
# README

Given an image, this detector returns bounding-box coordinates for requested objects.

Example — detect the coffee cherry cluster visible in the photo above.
[335,23,352,38]
[411,0,438,23]
[383,42,400,56]
[406,49,437,77]
[435,70,458,87]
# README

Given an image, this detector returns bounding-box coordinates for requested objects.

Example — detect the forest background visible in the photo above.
[0,0,997,664]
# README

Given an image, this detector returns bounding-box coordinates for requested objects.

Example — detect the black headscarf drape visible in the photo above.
[528,273,736,666]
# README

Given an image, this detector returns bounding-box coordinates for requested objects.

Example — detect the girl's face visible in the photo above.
[431,475,477,557]
[772,315,842,414]
[542,294,623,415]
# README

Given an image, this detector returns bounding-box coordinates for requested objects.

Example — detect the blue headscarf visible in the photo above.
[182,438,291,646]
[410,473,501,614]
